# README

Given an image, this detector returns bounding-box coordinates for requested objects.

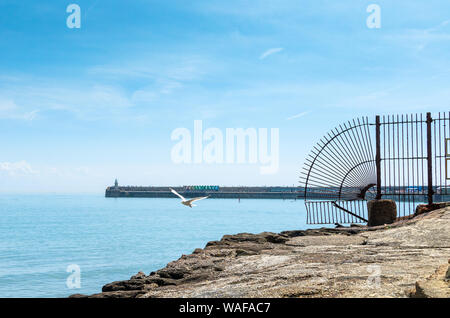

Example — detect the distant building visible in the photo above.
[114,179,118,188]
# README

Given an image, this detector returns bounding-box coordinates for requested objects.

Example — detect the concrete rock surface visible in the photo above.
[72,207,450,298]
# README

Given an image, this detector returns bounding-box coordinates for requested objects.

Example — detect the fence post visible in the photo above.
[375,115,382,199]
[426,112,434,205]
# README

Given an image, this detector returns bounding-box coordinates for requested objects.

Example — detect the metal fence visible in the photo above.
[301,111,450,224]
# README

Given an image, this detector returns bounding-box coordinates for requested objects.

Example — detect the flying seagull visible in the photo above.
[170,188,209,208]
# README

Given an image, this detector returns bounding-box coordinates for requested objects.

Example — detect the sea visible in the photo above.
[0,194,318,298]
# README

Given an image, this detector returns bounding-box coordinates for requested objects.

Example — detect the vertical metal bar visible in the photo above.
[376,115,382,199]
[427,112,434,205]
[434,113,437,201]
[312,203,316,224]
[392,115,396,205]
[407,114,411,214]
[416,113,419,200]
[351,202,355,223]
[320,201,324,224]
[397,114,401,216]
[387,115,391,195]
[420,113,424,200]
[306,203,309,224]
[438,112,442,195]
[334,204,338,223]
[441,112,447,193]
[345,201,349,223]
[383,115,386,198]
[446,112,449,191]
[411,114,416,212]
[401,114,405,215]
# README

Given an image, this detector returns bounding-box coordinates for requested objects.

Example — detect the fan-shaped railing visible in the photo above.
[301,117,376,224]
[301,112,450,225]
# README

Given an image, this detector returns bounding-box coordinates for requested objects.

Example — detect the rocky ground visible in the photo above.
[72,207,450,298]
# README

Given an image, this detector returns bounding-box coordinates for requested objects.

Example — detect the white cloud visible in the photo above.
[46,166,93,178]
[0,99,16,111]
[427,19,450,33]
[23,110,39,120]
[0,55,212,122]
[286,111,310,120]
[0,83,134,121]
[88,56,209,82]
[131,89,157,103]
[260,48,284,60]
[88,85,132,108]
[0,98,38,121]
[0,161,38,176]
[384,19,450,52]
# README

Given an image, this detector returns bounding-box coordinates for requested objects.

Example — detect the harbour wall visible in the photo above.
[105,186,449,201]
[105,186,303,199]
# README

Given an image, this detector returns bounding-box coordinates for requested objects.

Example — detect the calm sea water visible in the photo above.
[0,194,317,298]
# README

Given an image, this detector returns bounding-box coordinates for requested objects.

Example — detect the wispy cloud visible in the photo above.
[286,111,310,120]
[0,55,215,122]
[427,19,450,33]
[0,98,39,121]
[260,48,284,60]
[0,81,135,121]
[0,161,38,176]
[384,19,450,52]
[45,166,95,178]
[84,0,100,19]
[88,56,209,82]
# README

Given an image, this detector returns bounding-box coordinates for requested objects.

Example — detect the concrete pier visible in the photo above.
[105,186,304,200]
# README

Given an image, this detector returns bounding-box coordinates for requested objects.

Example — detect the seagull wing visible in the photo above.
[186,196,209,204]
[170,188,186,201]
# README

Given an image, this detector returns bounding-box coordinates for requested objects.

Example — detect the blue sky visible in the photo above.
[1,0,450,193]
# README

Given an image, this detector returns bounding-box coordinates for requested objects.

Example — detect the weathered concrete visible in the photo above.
[367,200,397,226]
[415,202,450,216]
[410,262,450,298]
[74,207,450,298]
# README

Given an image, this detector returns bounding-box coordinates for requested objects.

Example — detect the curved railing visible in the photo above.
[301,117,376,224]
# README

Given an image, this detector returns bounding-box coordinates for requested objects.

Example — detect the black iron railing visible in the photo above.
[302,111,450,224]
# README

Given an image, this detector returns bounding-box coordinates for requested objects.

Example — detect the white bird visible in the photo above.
[170,188,209,208]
